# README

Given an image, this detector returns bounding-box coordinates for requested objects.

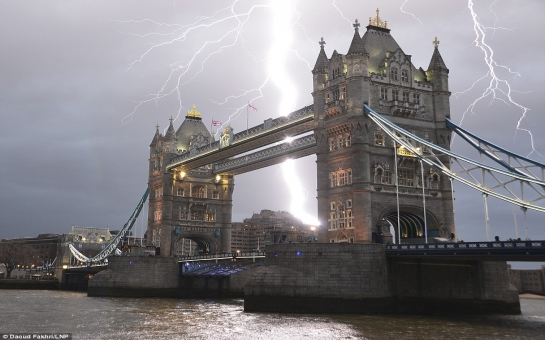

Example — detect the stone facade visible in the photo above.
[147,107,233,257]
[244,243,520,314]
[88,256,179,297]
[312,15,455,244]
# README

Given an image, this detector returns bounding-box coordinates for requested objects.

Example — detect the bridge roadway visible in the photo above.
[166,105,316,174]
[386,240,545,261]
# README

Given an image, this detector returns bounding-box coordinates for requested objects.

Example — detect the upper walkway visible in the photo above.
[166,105,315,174]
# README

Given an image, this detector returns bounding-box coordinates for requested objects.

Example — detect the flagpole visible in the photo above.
[246,102,249,132]
[210,119,212,146]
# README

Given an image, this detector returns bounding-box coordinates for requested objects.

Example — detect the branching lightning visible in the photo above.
[454,0,541,158]
[116,0,329,226]
[399,0,423,24]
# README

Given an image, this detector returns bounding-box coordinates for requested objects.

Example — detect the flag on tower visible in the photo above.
[212,120,222,126]
[248,103,258,111]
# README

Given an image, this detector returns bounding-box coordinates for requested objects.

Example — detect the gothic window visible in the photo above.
[341,87,346,99]
[325,91,330,103]
[382,169,392,184]
[154,187,163,198]
[330,172,338,187]
[330,169,352,187]
[192,185,205,198]
[176,187,184,196]
[403,91,410,102]
[401,69,409,82]
[347,209,353,228]
[329,211,337,230]
[212,190,219,199]
[390,67,398,80]
[345,133,351,147]
[398,168,415,186]
[414,93,420,105]
[393,90,399,101]
[154,210,161,221]
[333,88,340,101]
[330,202,336,211]
[346,199,352,208]
[191,212,204,221]
[374,167,383,183]
[206,213,215,222]
[374,131,385,146]
[381,87,388,100]
[430,173,440,189]
[329,137,336,151]
[338,171,346,186]
[180,211,188,220]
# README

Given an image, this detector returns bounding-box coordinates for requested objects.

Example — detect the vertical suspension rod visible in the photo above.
[420,160,428,244]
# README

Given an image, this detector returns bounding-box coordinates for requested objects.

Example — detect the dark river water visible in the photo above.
[0,290,544,340]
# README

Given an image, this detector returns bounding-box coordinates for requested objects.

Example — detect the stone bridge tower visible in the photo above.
[313,11,455,244]
[147,105,233,257]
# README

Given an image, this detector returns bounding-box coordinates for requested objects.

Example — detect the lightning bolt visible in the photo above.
[399,0,423,24]
[116,0,326,226]
[454,0,541,158]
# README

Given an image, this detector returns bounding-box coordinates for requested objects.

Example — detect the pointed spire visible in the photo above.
[313,37,329,72]
[428,37,448,71]
[164,116,176,140]
[150,123,161,146]
[347,19,366,55]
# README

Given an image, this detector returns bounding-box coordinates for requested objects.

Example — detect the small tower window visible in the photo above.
[393,90,399,101]
[403,91,410,102]
[401,69,409,82]
[381,87,388,100]
[390,67,398,80]
[414,93,420,105]
[374,131,385,146]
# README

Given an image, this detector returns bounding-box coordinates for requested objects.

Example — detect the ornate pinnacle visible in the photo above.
[369,8,388,29]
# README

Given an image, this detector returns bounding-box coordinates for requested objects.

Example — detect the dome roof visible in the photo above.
[175,105,213,152]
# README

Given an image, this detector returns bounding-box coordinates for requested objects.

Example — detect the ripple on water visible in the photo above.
[0,290,544,340]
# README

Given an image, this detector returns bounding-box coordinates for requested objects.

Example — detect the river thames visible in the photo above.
[0,290,544,339]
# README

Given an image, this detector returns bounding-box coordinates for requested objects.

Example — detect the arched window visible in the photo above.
[192,185,205,198]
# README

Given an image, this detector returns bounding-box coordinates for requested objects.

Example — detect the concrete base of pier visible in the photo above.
[244,244,520,315]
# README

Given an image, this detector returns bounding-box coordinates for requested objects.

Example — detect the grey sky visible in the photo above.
[1,0,544,263]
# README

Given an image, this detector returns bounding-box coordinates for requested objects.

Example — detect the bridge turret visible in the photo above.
[426,37,451,123]
[312,37,329,119]
[345,19,369,112]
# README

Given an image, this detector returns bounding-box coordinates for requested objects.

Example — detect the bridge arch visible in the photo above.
[375,206,440,244]
[171,233,218,256]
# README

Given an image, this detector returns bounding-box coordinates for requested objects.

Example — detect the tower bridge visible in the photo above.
[86,9,544,314]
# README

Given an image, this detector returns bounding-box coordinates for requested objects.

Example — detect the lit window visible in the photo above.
[375,131,385,146]
[206,213,215,222]
[345,133,351,147]
[398,168,415,186]
[329,137,336,151]
[192,186,205,198]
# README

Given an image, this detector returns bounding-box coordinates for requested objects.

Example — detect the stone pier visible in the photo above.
[244,243,520,314]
